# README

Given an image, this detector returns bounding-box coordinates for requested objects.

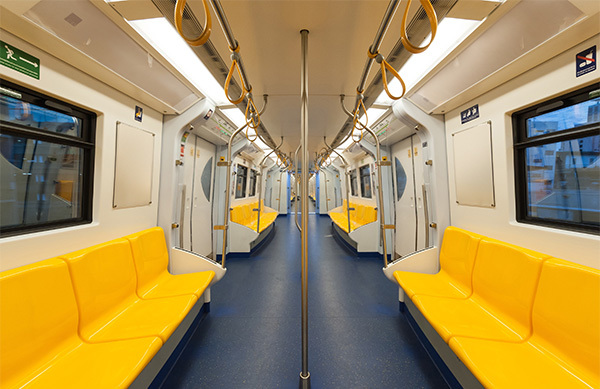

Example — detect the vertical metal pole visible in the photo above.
[361,125,390,267]
[299,29,311,389]
[221,123,248,268]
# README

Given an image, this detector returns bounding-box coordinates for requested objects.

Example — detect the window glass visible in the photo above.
[359,165,372,198]
[0,79,95,236]
[349,169,358,197]
[525,135,599,226]
[526,97,600,138]
[395,157,407,201]
[248,169,258,197]
[514,85,599,233]
[0,95,83,138]
[235,164,248,199]
[200,156,212,201]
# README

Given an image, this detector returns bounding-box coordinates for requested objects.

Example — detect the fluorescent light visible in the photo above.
[128,18,230,106]
[221,107,247,128]
[374,17,481,106]
[254,138,271,151]
[360,107,388,126]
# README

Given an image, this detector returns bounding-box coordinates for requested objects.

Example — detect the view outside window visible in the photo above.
[359,165,372,198]
[514,86,599,232]
[349,169,358,196]
[235,164,248,198]
[0,81,95,235]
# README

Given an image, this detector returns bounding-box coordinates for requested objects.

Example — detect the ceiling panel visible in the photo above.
[188,0,405,154]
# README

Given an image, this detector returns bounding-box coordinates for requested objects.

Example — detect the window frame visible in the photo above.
[349,169,358,197]
[359,164,372,198]
[0,79,96,237]
[512,84,600,234]
[235,164,248,199]
[248,168,258,197]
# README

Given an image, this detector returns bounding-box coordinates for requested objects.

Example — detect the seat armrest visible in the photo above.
[383,246,440,283]
[169,248,226,287]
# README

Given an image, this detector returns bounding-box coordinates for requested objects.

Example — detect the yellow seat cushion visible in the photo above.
[0,258,161,389]
[127,227,215,299]
[330,212,350,232]
[61,239,197,343]
[449,337,595,389]
[394,227,482,299]
[449,258,600,388]
[414,239,547,343]
[258,212,277,232]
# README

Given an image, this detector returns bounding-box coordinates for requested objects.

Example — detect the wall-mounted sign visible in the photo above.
[576,46,596,78]
[0,41,40,80]
[135,106,143,122]
[461,104,479,124]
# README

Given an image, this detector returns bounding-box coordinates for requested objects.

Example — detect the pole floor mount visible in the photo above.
[299,372,311,389]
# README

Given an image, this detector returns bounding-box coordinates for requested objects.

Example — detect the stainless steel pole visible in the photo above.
[361,124,390,267]
[220,123,248,268]
[299,29,311,389]
[294,144,302,232]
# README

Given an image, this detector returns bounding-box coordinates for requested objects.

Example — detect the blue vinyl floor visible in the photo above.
[162,215,448,388]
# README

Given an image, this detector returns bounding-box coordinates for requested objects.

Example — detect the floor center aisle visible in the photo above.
[162,215,448,388]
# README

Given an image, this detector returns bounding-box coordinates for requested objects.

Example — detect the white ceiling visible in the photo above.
[190,0,410,155]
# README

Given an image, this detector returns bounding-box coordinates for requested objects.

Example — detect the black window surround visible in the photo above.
[512,83,600,234]
[0,79,96,237]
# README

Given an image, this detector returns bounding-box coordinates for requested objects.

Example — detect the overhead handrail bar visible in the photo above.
[299,29,311,389]
[174,0,212,46]
[356,0,400,95]
[209,0,251,91]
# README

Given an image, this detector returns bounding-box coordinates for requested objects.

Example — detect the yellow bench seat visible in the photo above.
[230,200,277,232]
[394,227,481,299]
[413,239,548,343]
[62,239,197,343]
[329,200,377,233]
[0,258,162,389]
[127,227,215,299]
[449,258,599,388]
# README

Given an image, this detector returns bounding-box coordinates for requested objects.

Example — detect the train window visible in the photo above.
[0,79,95,236]
[248,169,258,197]
[359,164,372,198]
[349,169,358,197]
[513,84,600,234]
[235,164,248,199]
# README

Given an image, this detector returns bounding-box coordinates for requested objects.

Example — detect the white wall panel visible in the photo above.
[0,31,163,271]
[445,35,600,269]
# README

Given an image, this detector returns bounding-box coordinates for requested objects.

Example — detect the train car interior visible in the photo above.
[0,0,599,387]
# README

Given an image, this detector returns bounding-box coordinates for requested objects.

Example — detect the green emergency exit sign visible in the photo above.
[0,41,40,80]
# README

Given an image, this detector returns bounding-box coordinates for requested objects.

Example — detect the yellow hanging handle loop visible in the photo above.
[352,97,368,131]
[224,47,248,105]
[368,50,407,101]
[400,0,438,54]
[245,96,261,131]
[174,0,212,47]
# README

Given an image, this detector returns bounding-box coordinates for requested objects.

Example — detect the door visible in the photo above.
[182,135,215,255]
[392,135,426,257]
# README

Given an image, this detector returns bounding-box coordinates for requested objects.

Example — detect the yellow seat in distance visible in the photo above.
[0,258,162,389]
[394,227,482,300]
[449,258,600,388]
[126,227,215,300]
[62,239,197,343]
[413,239,548,343]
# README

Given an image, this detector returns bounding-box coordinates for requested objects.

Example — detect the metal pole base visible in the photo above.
[299,372,311,389]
